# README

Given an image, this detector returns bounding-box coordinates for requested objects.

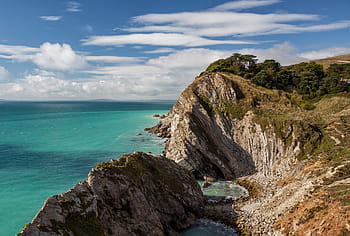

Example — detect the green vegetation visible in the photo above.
[36,211,104,236]
[65,212,105,236]
[203,53,350,100]
[96,153,187,195]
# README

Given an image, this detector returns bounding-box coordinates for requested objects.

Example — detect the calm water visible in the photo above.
[0,101,173,235]
[0,101,242,236]
[182,219,238,236]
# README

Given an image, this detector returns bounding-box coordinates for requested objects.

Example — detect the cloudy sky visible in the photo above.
[0,0,349,100]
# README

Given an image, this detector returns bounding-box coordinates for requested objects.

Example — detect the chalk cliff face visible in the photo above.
[19,152,204,236]
[152,72,321,180]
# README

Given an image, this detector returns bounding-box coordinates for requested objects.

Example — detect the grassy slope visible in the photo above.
[307,53,350,68]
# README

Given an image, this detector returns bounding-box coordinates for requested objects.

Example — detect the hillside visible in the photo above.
[309,53,350,68]
[18,54,350,236]
[151,54,350,235]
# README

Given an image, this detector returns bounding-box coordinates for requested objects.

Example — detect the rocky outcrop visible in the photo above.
[151,71,350,235]
[151,72,321,180]
[18,152,205,236]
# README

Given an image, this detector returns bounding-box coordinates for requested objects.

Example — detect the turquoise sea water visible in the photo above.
[0,101,173,235]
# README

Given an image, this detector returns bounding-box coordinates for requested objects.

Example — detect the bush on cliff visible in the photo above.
[204,53,350,99]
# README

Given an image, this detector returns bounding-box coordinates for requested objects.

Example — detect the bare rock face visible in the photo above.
[151,73,322,180]
[18,152,205,236]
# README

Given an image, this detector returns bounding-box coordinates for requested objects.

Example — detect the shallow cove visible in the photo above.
[180,181,248,235]
[199,180,249,200]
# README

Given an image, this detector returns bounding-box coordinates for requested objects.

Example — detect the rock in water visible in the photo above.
[18,152,205,236]
[202,181,212,188]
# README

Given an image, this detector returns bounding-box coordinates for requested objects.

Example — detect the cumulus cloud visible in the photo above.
[0,43,87,70]
[83,48,232,99]
[0,71,78,100]
[0,48,229,100]
[0,66,10,81]
[40,16,62,21]
[32,43,87,71]
[298,47,350,60]
[0,48,231,100]
[82,33,256,47]
[66,1,81,12]
[2,42,350,100]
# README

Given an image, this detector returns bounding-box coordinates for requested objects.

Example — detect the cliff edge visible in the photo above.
[18,152,205,236]
[152,72,321,180]
[151,71,350,235]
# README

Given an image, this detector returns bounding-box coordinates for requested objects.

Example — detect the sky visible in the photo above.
[0,0,349,101]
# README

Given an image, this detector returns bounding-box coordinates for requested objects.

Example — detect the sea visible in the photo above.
[0,101,238,236]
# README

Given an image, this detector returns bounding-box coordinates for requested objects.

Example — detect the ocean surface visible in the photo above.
[0,101,173,235]
[0,101,240,236]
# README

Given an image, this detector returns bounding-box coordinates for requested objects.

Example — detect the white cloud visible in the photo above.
[82,33,257,47]
[121,2,350,40]
[238,42,350,65]
[86,55,143,63]
[0,47,233,100]
[239,42,304,65]
[83,48,232,99]
[211,0,280,11]
[32,43,87,71]
[147,48,230,69]
[0,44,38,62]
[0,66,10,80]
[298,47,350,60]
[0,42,148,71]
[2,42,350,100]
[66,1,81,12]
[0,43,88,71]
[144,48,176,54]
[81,1,350,49]
[40,16,62,21]
[128,11,348,38]
[0,44,38,56]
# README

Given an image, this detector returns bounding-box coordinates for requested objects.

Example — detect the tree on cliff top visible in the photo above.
[204,54,349,99]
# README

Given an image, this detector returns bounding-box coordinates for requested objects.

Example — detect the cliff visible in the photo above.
[151,72,350,235]
[19,62,349,235]
[18,152,205,236]
[152,72,322,180]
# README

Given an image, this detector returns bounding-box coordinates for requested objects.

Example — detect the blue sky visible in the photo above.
[0,0,349,100]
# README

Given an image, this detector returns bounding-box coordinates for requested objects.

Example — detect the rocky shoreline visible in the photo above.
[149,72,350,235]
[19,71,350,235]
[18,152,205,236]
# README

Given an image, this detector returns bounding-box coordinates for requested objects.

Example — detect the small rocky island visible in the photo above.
[19,54,350,235]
